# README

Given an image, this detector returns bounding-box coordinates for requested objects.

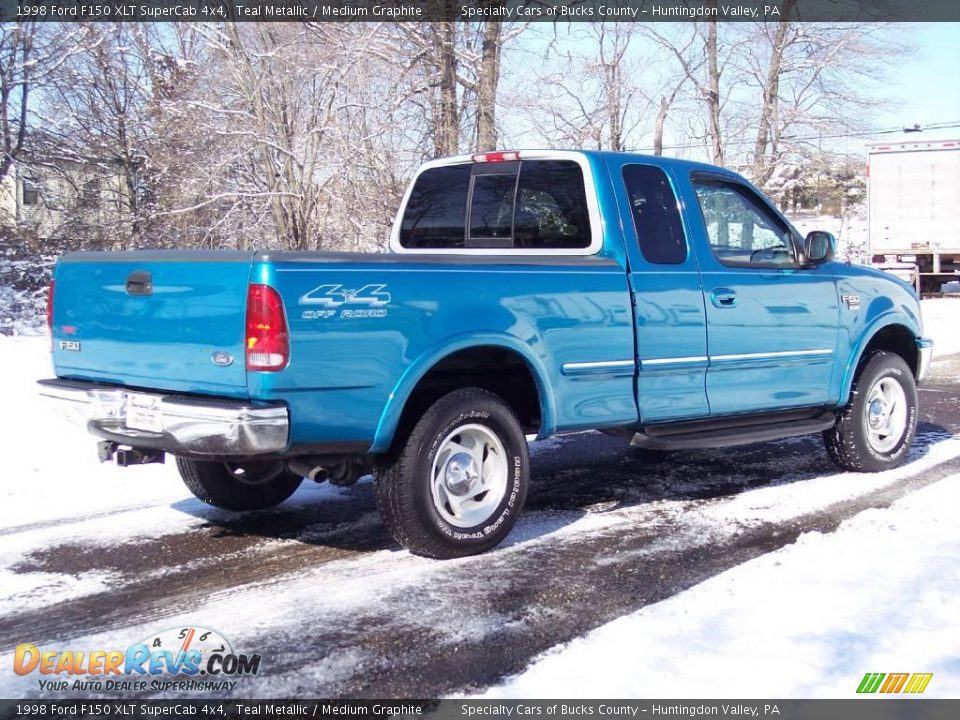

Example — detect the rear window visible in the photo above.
[399,165,471,249]
[399,159,591,250]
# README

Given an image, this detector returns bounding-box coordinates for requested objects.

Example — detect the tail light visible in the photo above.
[245,284,289,371]
[46,280,55,349]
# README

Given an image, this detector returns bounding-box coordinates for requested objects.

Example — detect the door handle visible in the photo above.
[710,288,737,308]
[126,271,153,296]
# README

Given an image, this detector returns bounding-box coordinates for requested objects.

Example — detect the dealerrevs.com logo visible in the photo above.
[14,626,261,693]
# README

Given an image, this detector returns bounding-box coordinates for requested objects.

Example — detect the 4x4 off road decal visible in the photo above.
[299,283,390,320]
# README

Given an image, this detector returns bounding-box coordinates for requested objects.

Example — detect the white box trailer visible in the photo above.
[867,139,960,293]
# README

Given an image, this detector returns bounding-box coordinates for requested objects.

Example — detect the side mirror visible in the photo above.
[804,231,836,265]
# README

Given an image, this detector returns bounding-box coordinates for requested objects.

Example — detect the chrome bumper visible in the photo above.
[37,379,289,456]
[917,338,934,383]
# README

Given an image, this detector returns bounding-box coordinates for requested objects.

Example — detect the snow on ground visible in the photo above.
[478,475,960,699]
[922,297,960,358]
[0,335,358,617]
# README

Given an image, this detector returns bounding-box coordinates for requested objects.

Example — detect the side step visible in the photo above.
[631,410,836,451]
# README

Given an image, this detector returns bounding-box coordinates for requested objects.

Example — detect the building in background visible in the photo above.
[0,148,133,247]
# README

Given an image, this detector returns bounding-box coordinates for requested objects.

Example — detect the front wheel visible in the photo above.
[375,388,529,559]
[823,351,918,472]
[176,458,303,511]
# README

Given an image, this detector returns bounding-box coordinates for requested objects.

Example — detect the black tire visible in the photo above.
[824,351,918,472]
[176,458,303,511]
[375,388,529,559]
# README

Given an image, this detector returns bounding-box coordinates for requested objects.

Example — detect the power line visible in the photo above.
[638,121,960,153]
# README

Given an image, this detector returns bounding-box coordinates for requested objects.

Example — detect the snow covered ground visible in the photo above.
[923,297,960,359]
[478,476,960,699]
[0,299,957,699]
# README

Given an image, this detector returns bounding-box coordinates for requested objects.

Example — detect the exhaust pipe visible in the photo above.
[287,458,329,483]
[287,456,368,485]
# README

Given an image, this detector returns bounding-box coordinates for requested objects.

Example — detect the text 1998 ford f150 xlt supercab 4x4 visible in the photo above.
[39,150,933,558]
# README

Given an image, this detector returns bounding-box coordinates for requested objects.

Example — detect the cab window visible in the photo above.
[692,178,796,267]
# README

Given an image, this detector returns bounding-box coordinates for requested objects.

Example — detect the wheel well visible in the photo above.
[859,324,918,376]
[393,346,543,447]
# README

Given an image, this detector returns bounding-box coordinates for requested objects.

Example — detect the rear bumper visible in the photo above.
[917,338,934,383]
[37,379,289,456]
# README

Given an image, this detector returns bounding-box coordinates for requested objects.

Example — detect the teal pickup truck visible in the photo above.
[39,150,932,558]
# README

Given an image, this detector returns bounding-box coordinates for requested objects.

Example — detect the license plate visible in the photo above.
[126,394,164,433]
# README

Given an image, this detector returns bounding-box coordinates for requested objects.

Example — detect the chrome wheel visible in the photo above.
[430,423,509,528]
[863,376,908,453]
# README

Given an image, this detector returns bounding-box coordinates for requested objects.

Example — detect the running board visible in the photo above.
[631,410,837,451]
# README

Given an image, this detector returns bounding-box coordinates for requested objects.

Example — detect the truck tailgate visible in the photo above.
[52,253,254,398]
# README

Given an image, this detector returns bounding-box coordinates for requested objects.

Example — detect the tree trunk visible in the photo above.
[653,81,683,156]
[435,18,459,157]
[0,23,34,183]
[475,20,502,152]
[605,59,623,152]
[705,14,723,165]
[752,0,795,186]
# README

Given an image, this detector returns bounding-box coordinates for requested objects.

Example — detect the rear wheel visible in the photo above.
[375,388,529,559]
[823,351,918,472]
[176,458,303,511]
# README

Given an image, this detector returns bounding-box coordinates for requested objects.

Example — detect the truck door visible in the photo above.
[607,158,710,423]
[684,172,840,415]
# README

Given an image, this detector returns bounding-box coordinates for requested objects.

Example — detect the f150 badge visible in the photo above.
[299,283,390,320]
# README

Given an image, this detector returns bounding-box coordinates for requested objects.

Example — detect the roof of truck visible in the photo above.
[429,148,740,177]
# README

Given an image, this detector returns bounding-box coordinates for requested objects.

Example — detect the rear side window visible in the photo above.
[399,159,591,250]
[399,165,470,249]
[622,165,686,264]
[514,161,591,249]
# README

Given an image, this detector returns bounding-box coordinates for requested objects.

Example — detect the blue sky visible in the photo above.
[868,23,960,141]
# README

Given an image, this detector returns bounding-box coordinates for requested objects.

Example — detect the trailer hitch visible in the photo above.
[97,441,165,467]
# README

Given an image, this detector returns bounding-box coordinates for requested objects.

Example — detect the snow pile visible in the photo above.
[0,245,55,336]
[479,475,960,699]
[922,297,960,358]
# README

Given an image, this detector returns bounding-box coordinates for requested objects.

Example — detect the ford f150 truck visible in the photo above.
[39,150,933,558]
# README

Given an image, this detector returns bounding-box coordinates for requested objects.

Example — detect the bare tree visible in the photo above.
[475,19,503,151]
[642,20,727,162]
[0,23,91,183]
[751,0,796,183]
[514,23,649,152]
[741,15,904,196]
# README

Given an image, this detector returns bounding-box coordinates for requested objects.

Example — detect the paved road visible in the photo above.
[3,357,958,698]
